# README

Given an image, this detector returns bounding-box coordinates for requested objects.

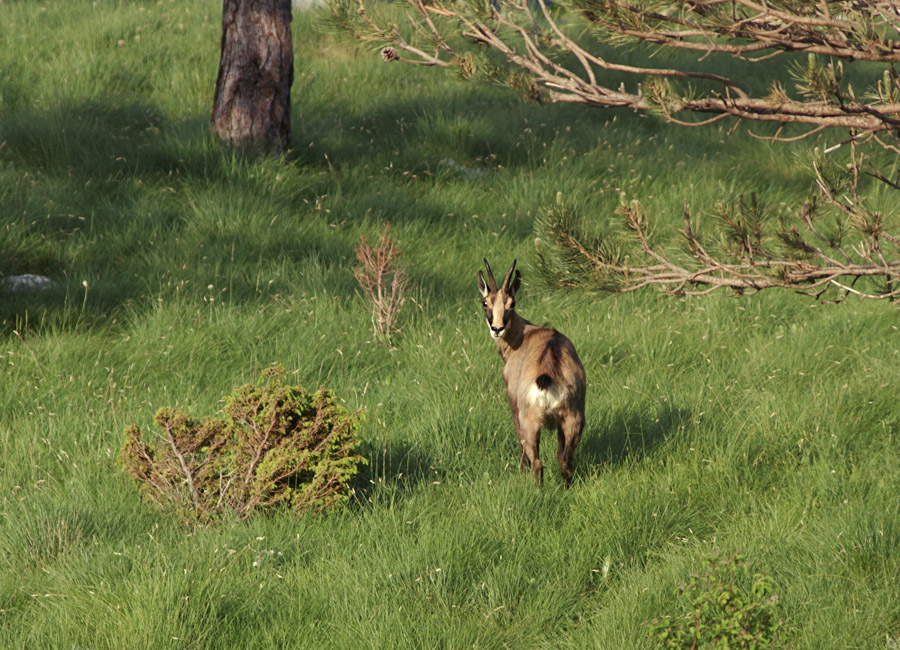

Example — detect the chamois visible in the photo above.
[477,258,586,484]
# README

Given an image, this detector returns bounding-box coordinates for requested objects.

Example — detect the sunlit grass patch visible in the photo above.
[1,1,899,648]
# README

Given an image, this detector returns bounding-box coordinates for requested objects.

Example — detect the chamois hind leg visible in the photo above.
[509,400,529,473]
[557,411,584,486]
[519,415,543,483]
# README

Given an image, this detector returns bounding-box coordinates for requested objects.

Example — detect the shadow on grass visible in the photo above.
[578,403,690,470]
[350,439,445,508]
[0,78,803,335]
[0,98,337,332]
[0,89,582,332]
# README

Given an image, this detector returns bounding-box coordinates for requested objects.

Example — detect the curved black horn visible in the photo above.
[502,259,517,291]
[483,258,497,291]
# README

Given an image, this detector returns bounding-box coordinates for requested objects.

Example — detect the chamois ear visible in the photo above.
[477,270,489,298]
[509,270,521,297]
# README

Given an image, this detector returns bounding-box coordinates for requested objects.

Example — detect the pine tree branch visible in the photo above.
[333,0,900,132]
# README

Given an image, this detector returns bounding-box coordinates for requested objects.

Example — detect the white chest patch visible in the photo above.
[526,382,564,412]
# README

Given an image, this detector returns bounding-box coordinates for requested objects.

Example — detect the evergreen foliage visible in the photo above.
[120,366,365,523]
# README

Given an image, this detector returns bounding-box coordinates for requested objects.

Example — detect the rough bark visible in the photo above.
[211,0,293,154]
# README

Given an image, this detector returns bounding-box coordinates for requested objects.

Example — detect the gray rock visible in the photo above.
[439,158,491,180]
[2,274,57,292]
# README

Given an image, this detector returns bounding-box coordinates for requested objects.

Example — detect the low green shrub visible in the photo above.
[646,552,790,649]
[120,366,365,523]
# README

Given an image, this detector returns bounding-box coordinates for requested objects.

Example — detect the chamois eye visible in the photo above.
[482,300,487,308]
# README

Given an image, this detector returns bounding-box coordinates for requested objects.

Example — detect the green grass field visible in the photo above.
[2,1,899,648]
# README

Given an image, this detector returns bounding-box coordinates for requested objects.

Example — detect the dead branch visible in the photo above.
[542,203,900,298]
[536,144,900,302]
[335,0,900,302]
[334,0,900,138]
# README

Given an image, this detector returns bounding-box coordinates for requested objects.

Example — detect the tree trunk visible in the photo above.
[211,0,293,154]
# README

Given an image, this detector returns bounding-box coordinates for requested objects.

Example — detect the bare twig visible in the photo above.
[354,224,411,341]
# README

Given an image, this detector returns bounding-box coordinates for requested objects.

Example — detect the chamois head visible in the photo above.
[477,258,521,339]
